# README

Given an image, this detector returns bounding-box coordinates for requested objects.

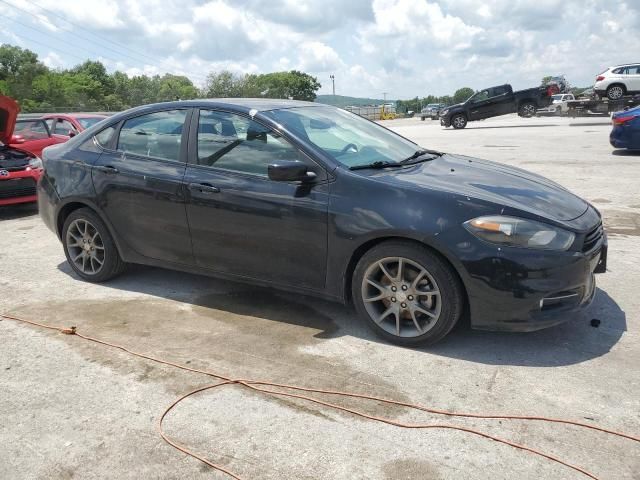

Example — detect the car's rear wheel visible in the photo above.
[519,102,536,117]
[451,114,467,129]
[62,208,125,282]
[606,84,625,100]
[352,241,464,346]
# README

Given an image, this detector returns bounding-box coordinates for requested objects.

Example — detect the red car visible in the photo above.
[0,96,66,206]
[42,113,107,137]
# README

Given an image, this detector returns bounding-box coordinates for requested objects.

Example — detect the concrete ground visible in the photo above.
[1,114,638,479]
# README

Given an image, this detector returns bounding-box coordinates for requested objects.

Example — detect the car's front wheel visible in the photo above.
[62,208,126,282]
[352,241,464,346]
[451,114,467,129]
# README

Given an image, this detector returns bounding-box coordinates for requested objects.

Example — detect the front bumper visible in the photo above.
[0,168,41,206]
[436,226,607,332]
[440,116,451,127]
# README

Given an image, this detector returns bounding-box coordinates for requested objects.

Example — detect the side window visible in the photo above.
[55,119,76,135]
[196,110,301,177]
[95,126,116,148]
[45,118,55,131]
[612,67,624,74]
[117,110,187,162]
[492,86,507,97]
[473,90,489,102]
[14,120,50,140]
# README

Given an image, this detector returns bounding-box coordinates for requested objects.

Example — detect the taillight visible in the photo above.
[596,76,605,81]
[613,115,635,126]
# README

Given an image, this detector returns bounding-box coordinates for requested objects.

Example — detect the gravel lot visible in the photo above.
[1,113,638,479]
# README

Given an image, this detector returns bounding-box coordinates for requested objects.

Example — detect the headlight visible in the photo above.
[464,216,575,250]
[441,109,449,115]
[27,156,43,169]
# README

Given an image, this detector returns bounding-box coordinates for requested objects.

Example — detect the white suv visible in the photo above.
[594,64,640,100]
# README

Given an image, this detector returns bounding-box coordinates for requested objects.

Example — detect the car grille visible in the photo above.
[582,222,604,253]
[0,177,37,199]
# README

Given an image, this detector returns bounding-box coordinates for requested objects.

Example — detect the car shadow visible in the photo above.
[445,124,558,130]
[0,203,38,220]
[612,149,640,156]
[57,262,626,367]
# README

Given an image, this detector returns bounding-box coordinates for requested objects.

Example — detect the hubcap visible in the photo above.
[361,257,442,338]
[609,86,623,99]
[523,104,535,116]
[66,219,105,275]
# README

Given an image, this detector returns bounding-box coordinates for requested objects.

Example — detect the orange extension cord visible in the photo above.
[2,312,638,480]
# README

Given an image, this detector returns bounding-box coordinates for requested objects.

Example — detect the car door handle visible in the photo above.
[188,182,220,194]
[95,165,119,174]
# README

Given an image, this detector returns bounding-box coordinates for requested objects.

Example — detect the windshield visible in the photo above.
[77,117,105,129]
[264,106,418,168]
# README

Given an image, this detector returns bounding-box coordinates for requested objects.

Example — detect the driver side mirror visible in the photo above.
[68,130,76,138]
[268,161,316,182]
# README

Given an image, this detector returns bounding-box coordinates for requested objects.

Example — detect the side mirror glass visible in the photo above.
[268,161,316,182]
[68,130,76,138]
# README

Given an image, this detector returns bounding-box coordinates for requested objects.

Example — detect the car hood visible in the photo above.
[0,96,19,144]
[442,103,464,113]
[366,154,589,222]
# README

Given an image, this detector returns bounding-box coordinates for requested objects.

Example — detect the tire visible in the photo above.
[519,102,536,117]
[421,116,425,121]
[352,241,464,346]
[62,207,126,282]
[451,114,467,129]
[606,84,625,101]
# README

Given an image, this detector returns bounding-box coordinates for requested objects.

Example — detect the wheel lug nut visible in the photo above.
[408,295,414,301]
[401,303,407,308]
[401,285,408,291]
[391,286,397,292]
[391,297,396,302]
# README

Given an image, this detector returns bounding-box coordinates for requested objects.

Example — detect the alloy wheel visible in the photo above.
[453,116,466,128]
[608,86,624,100]
[522,104,536,116]
[66,219,105,275]
[361,257,442,338]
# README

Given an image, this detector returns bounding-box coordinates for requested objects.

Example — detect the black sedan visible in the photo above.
[38,99,607,345]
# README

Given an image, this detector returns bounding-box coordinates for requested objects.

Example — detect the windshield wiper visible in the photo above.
[399,149,444,165]
[349,161,404,171]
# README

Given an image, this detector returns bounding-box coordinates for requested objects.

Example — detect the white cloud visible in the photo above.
[1,0,639,98]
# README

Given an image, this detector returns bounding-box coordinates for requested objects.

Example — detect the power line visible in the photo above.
[0,0,210,83]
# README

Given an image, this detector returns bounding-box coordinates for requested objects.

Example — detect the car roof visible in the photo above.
[41,113,108,119]
[127,98,323,115]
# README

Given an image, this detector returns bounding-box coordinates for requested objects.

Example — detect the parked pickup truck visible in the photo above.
[439,84,554,129]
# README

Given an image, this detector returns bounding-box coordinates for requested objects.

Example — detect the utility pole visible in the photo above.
[330,74,335,97]
[382,92,388,103]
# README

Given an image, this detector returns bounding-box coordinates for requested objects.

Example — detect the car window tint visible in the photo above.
[55,119,75,135]
[118,110,186,161]
[95,126,116,147]
[197,110,300,177]
[613,67,624,74]
[14,120,50,140]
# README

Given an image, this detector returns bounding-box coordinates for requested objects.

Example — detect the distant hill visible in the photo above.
[315,94,394,107]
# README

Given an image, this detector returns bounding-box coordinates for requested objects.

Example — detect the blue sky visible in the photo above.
[1,0,639,98]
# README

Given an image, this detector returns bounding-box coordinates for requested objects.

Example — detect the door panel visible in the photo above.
[185,167,329,288]
[92,109,193,264]
[184,109,329,289]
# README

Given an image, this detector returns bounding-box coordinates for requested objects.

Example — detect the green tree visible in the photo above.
[157,74,199,102]
[0,44,47,103]
[203,71,246,98]
[453,87,474,104]
[244,71,321,101]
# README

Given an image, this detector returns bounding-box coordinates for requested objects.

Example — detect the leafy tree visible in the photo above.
[453,87,474,104]
[204,71,246,98]
[0,44,47,103]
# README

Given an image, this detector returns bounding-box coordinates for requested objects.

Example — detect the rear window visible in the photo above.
[14,120,50,140]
